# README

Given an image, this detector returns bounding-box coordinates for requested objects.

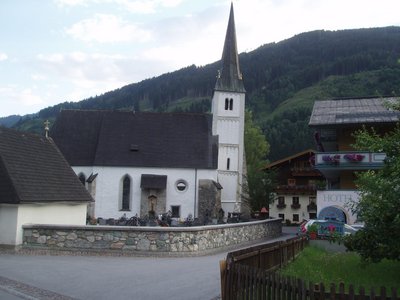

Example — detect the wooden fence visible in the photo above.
[224,236,308,273]
[220,236,398,300]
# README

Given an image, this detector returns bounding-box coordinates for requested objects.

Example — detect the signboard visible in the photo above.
[317,190,360,224]
[316,220,344,236]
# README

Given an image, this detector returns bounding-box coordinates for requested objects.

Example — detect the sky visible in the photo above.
[1,0,400,118]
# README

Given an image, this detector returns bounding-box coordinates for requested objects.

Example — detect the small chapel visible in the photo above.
[51,4,246,221]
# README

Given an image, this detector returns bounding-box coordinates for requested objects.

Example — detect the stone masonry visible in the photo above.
[22,219,282,255]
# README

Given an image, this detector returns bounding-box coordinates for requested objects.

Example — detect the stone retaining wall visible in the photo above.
[22,219,282,255]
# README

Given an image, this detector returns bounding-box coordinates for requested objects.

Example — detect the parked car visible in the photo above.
[343,223,364,235]
[299,219,364,237]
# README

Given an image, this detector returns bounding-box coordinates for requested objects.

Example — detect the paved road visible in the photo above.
[0,229,296,300]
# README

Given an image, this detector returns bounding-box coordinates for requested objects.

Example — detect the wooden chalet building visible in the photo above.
[309,97,400,224]
[265,149,325,224]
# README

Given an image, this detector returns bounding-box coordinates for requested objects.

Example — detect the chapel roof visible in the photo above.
[51,110,218,169]
[309,97,400,127]
[214,3,245,93]
[0,127,93,204]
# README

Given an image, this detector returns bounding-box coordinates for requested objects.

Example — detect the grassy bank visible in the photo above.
[279,244,400,293]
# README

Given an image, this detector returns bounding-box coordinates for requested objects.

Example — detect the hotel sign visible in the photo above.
[321,193,356,204]
[317,190,360,225]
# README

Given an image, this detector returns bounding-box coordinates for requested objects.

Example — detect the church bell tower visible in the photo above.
[211,3,246,213]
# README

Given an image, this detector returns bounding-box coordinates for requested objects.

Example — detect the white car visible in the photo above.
[299,220,363,236]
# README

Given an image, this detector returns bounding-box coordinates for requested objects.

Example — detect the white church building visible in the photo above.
[51,4,246,221]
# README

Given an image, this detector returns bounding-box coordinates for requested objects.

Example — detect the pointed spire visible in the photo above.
[215,3,245,93]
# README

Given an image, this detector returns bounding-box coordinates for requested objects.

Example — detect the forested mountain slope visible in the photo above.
[6,26,400,161]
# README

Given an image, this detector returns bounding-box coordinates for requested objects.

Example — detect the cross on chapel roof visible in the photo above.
[44,119,50,138]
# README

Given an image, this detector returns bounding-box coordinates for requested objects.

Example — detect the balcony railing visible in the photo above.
[290,167,321,177]
[314,151,386,170]
[276,203,286,209]
[276,185,316,195]
[291,203,301,209]
[307,202,317,212]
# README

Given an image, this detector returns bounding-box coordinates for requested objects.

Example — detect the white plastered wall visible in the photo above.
[0,204,18,245]
[212,90,246,213]
[269,195,314,223]
[73,166,217,219]
[0,202,87,245]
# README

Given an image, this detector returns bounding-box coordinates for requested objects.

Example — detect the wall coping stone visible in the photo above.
[22,218,277,232]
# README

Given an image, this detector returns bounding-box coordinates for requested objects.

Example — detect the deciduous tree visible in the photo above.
[243,110,276,213]
[345,101,400,262]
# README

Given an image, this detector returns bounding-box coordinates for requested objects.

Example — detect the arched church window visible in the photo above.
[229,98,233,110]
[122,175,131,211]
[78,173,86,186]
[225,98,229,110]
[227,158,230,170]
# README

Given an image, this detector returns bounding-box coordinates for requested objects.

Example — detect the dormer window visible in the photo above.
[78,173,86,186]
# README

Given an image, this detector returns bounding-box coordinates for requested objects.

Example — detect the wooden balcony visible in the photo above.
[275,185,316,195]
[290,167,322,177]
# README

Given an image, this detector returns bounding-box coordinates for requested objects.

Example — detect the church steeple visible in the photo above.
[211,2,246,214]
[215,3,245,93]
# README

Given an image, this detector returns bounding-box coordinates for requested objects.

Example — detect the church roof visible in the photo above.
[0,127,93,204]
[215,3,245,93]
[309,97,400,127]
[51,110,218,169]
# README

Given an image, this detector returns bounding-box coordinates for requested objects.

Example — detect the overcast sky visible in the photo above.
[1,0,400,118]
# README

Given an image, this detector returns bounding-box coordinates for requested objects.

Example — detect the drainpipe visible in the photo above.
[194,168,198,218]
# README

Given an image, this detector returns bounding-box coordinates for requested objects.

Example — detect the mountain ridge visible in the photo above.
[3,26,400,160]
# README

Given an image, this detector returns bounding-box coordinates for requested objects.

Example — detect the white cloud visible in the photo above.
[54,0,83,6]
[37,51,125,78]
[116,0,183,13]
[233,0,400,50]
[31,74,47,81]
[65,14,152,43]
[36,52,135,100]
[19,89,45,106]
[55,0,183,13]
[0,53,8,61]
[0,86,45,116]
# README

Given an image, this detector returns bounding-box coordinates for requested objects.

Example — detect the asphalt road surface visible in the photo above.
[0,229,295,300]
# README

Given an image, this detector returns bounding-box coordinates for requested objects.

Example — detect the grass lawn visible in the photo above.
[279,244,400,294]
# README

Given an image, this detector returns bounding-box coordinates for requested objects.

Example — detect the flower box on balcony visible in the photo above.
[276,203,286,209]
[343,153,365,162]
[322,154,341,164]
[291,203,301,209]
